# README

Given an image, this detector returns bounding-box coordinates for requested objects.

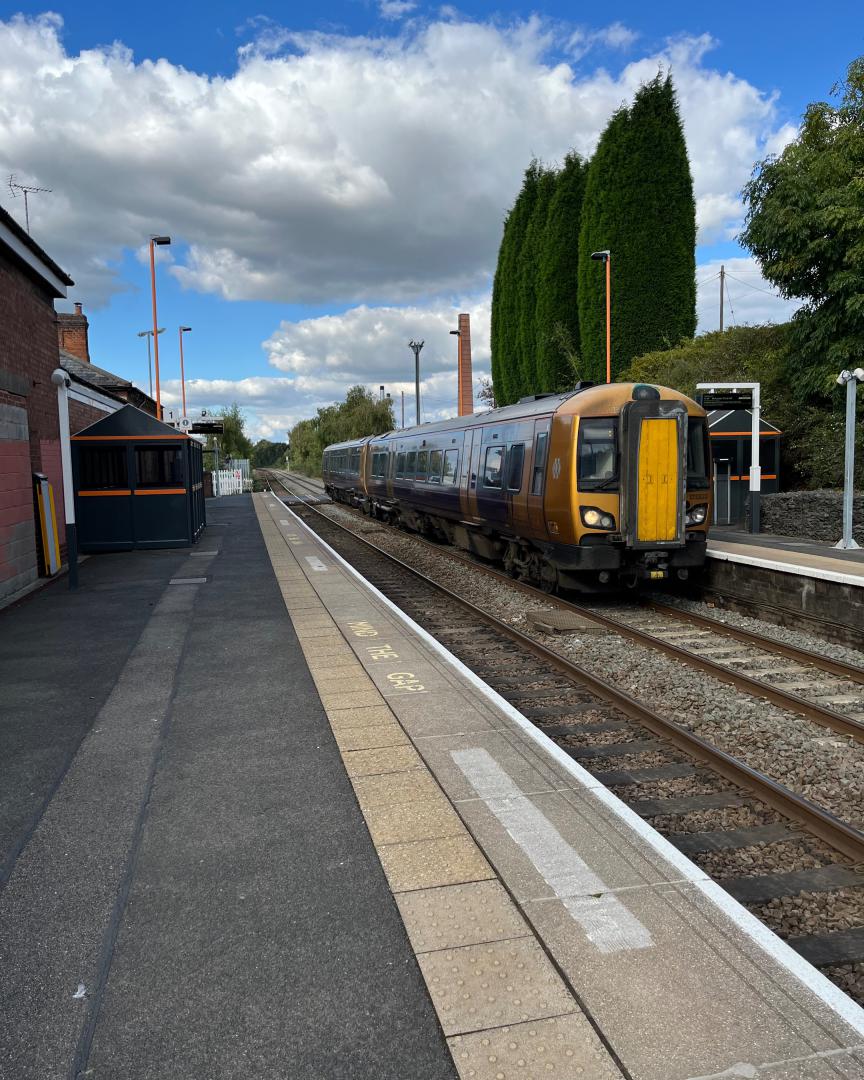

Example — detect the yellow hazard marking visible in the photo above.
[637,419,679,542]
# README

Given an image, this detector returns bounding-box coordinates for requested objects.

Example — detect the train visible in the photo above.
[321,381,712,592]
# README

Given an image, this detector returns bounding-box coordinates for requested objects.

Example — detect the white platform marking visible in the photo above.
[304,556,328,572]
[452,747,653,954]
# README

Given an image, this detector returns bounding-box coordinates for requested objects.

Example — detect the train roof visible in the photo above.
[322,382,704,453]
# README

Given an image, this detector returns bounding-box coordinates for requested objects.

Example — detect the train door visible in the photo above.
[461,427,482,522]
[475,432,508,526]
[713,457,732,524]
[526,420,551,537]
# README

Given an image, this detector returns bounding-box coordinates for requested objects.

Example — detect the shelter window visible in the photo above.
[136,447,183,487]
[405,451,417,479]
[428,449,443,483]
[78,445,128,490]
[442,449,459,485]
[578,419,618,490]
[396,452,405,478]
[531,433,548,496]
[416,450,428,481]
[506,443,525,491]
[482,445,504,488]
[686,418,710,489]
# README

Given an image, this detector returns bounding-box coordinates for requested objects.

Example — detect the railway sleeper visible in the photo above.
[789,926,864,967]
[718,864,864,905]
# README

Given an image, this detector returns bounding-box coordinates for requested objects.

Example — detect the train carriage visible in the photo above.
[322,382,711,592]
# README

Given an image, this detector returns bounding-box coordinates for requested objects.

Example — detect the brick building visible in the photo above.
[0,208,157,605]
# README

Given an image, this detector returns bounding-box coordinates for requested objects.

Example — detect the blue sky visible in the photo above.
[2,4,862,437]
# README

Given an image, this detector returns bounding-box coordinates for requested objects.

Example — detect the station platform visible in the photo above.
[708,528,864,588]
[1,493,862,1079]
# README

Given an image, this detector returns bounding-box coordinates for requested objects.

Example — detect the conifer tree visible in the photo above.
[515,165,556,398]
[535,152,588,391]
[579,75,696,381]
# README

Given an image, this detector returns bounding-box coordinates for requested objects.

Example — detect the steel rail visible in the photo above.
[266,474,864,864]
[264,470,864,745]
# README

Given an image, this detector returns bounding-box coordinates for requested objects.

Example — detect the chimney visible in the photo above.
[457,313,473,416]
[57,302,90,362]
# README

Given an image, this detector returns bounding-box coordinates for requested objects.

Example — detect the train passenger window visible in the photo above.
[428,449,443,483]
[396,452,405,478]
[482,445,504,488]
[79,445,128,489]
[506,443,525,491]
[442,449,459,485]
[578,419,618,490]
[531,433,548,496]
[405,451,417,478]
[686,418,710,489]
[416,450,428,482]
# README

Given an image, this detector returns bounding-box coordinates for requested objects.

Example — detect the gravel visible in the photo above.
[824,963,864,1005]
[750,887,864,938]
[648,805,784,834]
[308,499,864,831]
[693,837,844,880]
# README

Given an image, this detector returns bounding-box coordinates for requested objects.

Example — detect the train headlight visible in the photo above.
[581,506,617,530]
[685,503,708,525]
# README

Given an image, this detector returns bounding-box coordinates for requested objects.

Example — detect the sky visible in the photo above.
[1,4,862,439]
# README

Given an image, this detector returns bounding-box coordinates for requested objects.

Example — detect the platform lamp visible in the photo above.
[148,235,171,417]
[137,328,164,399]
[835,367,864,550]
[590,250,611,384]
[408,340,424,425]
[179,325,192,419]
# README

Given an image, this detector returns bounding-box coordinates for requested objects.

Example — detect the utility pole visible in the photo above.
[408,340,424,425]
[835,368,864,549]
[719,265,725,332]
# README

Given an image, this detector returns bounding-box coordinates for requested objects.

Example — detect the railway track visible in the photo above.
[264,471,864,1004]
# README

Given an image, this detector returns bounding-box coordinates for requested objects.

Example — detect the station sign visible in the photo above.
[191,421,225,434]
[699,390,754,410]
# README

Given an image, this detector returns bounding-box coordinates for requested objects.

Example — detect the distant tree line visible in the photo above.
[288,386,395,476]
[490,73,696,401]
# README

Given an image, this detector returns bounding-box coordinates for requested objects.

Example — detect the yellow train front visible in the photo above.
[322,382,711,592]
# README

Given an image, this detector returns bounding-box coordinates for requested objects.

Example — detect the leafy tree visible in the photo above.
[476,376,496,409]
[251,439,288,468]
[741,57,864,394]
[491,162,541,404]
[535,152,588,392]
[579,75,696,381]
[287,386,394,477]
[515,165,557,397]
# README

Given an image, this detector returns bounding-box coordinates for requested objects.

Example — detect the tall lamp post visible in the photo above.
[408,339,424,425]
[835,367,864,550]
[137,328,164,399]
[178,325,192,418]
[590,250,611,384]
[148,235,171,416]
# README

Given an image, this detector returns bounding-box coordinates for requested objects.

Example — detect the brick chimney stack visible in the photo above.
[457,313,473,416]
[57,302,90,362]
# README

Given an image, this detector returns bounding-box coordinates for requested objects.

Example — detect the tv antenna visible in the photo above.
[8,175,52,234]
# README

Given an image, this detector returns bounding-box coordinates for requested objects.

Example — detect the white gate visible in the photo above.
[215,469,244,495]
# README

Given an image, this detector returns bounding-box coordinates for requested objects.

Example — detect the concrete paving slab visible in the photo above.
[328,704,399,729]
[364,798,468,846]
[447,1015,625,1080]
[523,880,862,1080]
[396,880,531,954]
[417,937,578,1036]
[332,723,410,752]
[341,743,425,777]
[379,834,495,892]
[351,768,444,809]
[319,688,385,711]
[387,689,500,738]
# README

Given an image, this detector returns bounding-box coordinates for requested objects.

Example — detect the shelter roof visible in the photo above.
[71,403,188,440]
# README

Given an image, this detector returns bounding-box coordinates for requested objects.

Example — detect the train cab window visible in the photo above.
[578,419,618,490]
[405,451,417,479]
[416,450,428,482]
[79,445,128,490]
[506,443,525,491]
[396,452,405,478]
[442,449,459,485]
[482,445,504,488]
[530,433,548,496]
[136,447,183,487]
[686,419,710,489]
[428,449,443,483]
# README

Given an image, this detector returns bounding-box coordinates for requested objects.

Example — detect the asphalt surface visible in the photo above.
[0,496,456,1080]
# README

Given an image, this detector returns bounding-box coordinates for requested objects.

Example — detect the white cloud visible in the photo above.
[566,21,639,60]
[0,14,797,306]
[379,0,417,20]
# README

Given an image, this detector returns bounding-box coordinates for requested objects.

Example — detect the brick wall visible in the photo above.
[69,399,111,435]
[0,404,38,603]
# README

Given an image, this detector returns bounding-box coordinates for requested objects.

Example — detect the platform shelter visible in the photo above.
[71,405,205,551]
[708,407,782,525]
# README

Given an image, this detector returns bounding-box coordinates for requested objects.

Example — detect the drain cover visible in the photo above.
[526,609,607,634]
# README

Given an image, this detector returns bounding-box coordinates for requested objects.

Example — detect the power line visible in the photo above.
[724,276,736,326]
[725,272,783,298]
[695,272,720,290]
